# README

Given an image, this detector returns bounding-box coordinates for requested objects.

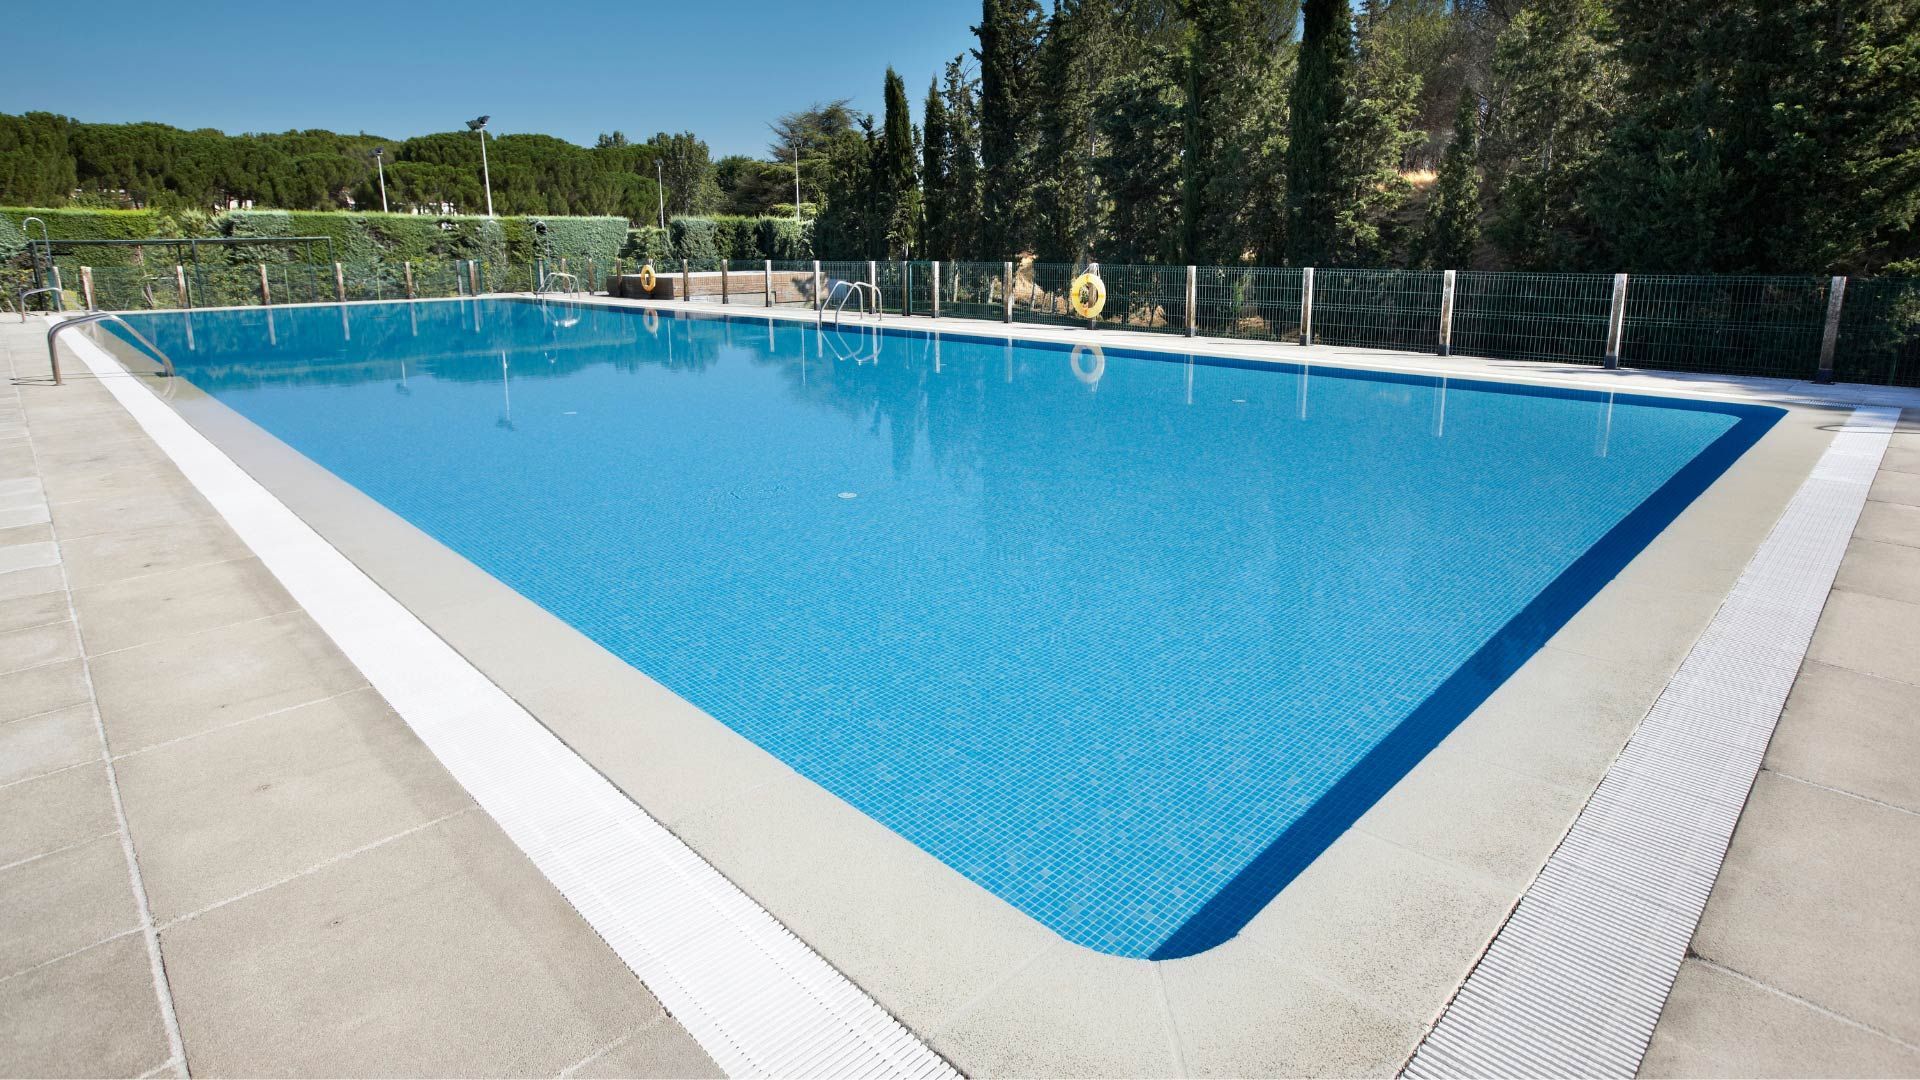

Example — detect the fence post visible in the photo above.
[1438,269,1456,356]
[1604,272,1629,369]
[1816,275,1847,384]
[900,259,909,315]
[681,259,690,301]
[404,260,415,300]
[932,262,942,320]
[867,261,879,314]
[813,260,823,312]
[256,263,270,306]
[1299,267,1314,346]
[1185,265,1198,337]
[81,266,95,311]
[175,265,188,308]
[1004,261,1015,323]
[333,262,347,303]
[765,260,774,307]
[720,261,729,304]
[468,260,481,296]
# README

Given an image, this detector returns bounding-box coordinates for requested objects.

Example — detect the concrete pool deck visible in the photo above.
[5,296,1918,1077]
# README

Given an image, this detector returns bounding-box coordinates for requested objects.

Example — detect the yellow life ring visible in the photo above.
[1069,343,1105,389]
[638,263,658,292]
[642,308,660,335]
[1070,271,1107,320]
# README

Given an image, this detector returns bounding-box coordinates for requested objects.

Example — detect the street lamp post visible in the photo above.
[372,147,389,214]
[467,116,494,218]
[655,160,666,231]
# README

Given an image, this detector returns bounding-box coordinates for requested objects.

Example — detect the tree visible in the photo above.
[1417,89,1482,267]
[942,58,986,258]
[1586,0,1920,274]
[922,77,953,259]
[975,0,1045,255]
[1480,0,1618,270]
[1181,0,1294,264]
[1285,0,1354,265]
[645,132,721,216]
[769,100,859,217]
[875,67,921,257]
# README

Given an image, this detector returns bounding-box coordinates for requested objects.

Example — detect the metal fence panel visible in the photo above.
[1451,272,1613,365]
[1832,278,1920,387]
[1196,267,1305,341]
[1311,269,1444,351]
[1619,275,1828,379]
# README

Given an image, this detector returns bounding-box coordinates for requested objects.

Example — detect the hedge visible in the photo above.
[640,215,815,269]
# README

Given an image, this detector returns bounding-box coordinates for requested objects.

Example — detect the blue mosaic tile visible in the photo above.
[118,301,1778,958]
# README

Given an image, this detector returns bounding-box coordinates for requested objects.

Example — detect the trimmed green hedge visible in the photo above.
[645,215,815,269]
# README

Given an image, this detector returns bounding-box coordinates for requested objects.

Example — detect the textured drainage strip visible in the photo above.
[1404,405,1898,1079]
[66,330,959,1080]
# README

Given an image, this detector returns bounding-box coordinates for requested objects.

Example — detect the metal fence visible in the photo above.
[22,252,1919,387]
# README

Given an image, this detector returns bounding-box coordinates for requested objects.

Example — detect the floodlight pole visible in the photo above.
[657,161,666,230]
[794,142,801,222]
[373,148,389,214]
[469,116,495,218]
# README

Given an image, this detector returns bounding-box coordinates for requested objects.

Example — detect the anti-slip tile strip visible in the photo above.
[68,330,959,1080]
[1403,404,1898,1079]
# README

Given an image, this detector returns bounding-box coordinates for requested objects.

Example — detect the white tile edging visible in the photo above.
[1404,405,1899,1079]
[64,331,958,1080]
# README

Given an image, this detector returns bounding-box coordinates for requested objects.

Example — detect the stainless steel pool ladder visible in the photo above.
[537,270,580,296]
[46,313,176,386]
[824,279,882,326]
[16,287,64,320]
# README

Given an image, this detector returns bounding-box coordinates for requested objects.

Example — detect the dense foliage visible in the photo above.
[5,0,1917,274]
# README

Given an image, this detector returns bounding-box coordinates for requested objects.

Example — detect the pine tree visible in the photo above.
[1182,0,1294,264]
[974,0,1045,255]
[1417,89,1481,267]
[1285,0,1353,265]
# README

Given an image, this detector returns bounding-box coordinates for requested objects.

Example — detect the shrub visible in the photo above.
[670,216,722,269]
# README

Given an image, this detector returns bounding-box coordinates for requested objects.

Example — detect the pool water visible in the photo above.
[117,299,1777,958]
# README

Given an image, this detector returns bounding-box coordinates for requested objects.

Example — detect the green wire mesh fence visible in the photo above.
[25,251,1920,387]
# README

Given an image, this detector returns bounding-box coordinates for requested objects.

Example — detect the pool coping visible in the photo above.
[59,298,1906,1075]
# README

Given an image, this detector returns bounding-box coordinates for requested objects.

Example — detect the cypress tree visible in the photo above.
[922,77,952,259]
[974,0,1045,256]
[943,58,986,258]
[1181,0,1294,264]
[1285,0,1353,265]
[875,67,921,257]
[1417,89,1481,268]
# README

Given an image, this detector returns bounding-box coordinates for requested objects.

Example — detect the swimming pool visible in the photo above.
[116,298,1778,959]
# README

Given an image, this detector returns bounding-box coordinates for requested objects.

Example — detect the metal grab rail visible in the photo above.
[16,287,64,320]
[537,271,580,296]
[823,279,882,326]
[47,313,176,386]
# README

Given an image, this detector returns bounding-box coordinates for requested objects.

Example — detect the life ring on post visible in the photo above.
[1069,343,1105,389]
[638,263,657,292]
[1070,269,1107,320]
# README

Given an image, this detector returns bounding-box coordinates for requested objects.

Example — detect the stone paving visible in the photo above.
[1640,411,1920,1079]
[0,319,719,1079]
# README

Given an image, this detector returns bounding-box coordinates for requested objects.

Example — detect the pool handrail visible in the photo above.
[824,279,882,326]
[47,312,176,386]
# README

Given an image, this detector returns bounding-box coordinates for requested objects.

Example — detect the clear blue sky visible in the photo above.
[0,0,980,159]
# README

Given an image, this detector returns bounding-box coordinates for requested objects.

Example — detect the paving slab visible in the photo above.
[0,590,67,635]
[56,518,253,590]
[1869,469,1920,507]
[1160,936,1421,1078]
[1240,829,1508,1024]
[0,834,139,978]
[565,1018,727,1079]
[0,704,99,786]
[1640,959,1920,1078]
[1689,772,1920,1046]
[47,487,218,542]
[0,657,89,723]
[88,610,368,753]
[0,763,116,868]
[929,939,1178,1078]
[115,687,474,922]
[1833,537,1920,606]
[1353,743,1588,890]
[0,932,171,1079]
[1805,589,1920,685]
[1882,442,1920,474]
[159,810,681,1078]
[71,556,298,654]
[0,619,79,675]
[1765,661,1920,812]
[0,521,53,548]
[1855,500,1920,549]
[0,564,63,600]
